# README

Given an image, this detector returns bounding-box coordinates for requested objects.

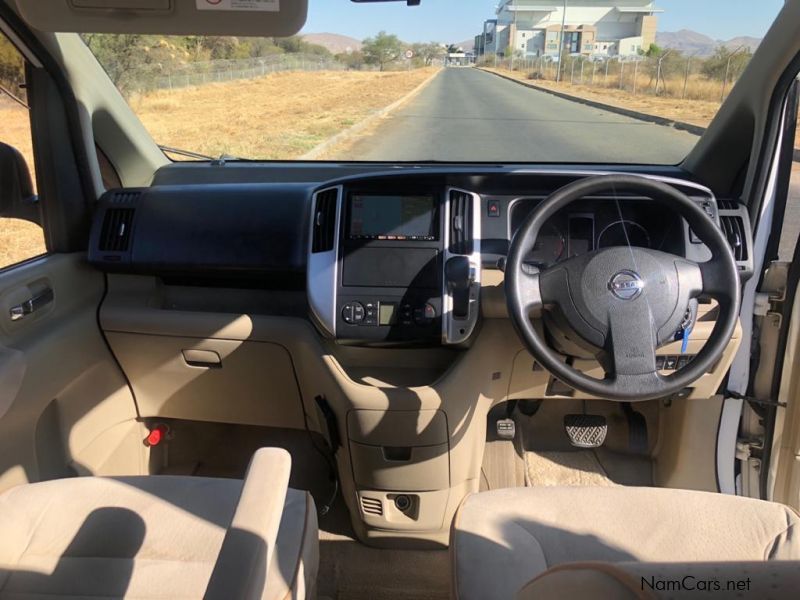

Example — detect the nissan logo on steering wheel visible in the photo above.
[608,270,644,300]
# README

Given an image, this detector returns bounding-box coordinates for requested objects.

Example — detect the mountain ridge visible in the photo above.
[655,29,761,56]
[301,33,363,54]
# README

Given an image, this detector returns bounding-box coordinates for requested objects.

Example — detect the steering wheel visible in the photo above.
[506,174,741,402]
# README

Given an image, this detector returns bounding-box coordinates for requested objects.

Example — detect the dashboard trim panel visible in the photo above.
[442,187,483,345]
[307,185,343,338]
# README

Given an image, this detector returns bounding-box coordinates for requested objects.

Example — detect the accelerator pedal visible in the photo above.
[564,414,608,448]
[622,403,649,454]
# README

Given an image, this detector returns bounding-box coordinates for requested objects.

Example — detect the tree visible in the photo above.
[337,50,366,70]
[412,42,445,66]
[638,43,683,93]
[362,31,403,71]
[701,45,752,81]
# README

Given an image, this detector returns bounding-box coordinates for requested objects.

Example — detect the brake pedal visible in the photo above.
[564,414,607,448]
[496,418,516,440]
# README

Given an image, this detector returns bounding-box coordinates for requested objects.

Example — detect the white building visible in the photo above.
[485,0,661,59]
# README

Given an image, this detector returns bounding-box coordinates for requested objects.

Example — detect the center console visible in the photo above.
[308,180,482,346]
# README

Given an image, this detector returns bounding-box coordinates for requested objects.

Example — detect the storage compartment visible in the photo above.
[348,409,448,447]
[105,332,306,428]
[347,409,450,491]
[350,441,450,491]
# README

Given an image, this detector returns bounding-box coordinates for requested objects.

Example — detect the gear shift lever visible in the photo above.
[446,256,474,319]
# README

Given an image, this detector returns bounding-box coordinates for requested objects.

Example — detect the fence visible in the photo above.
[107,53,353,97]
[481,52,752,104]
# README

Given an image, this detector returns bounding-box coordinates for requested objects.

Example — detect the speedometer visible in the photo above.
[524,224,565,268]
[597,220,651,249]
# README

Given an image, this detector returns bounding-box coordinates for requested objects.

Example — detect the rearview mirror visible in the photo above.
[14,0,307,37]
[0,143,40,225]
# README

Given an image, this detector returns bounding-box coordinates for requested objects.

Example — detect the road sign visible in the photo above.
[405,49,414,60]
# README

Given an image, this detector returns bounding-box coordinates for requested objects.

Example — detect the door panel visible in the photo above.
[0,253,146,493]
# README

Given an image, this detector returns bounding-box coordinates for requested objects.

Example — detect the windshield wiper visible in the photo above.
[159,145,216,161]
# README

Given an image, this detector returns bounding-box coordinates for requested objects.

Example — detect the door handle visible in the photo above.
[9,288,54,321]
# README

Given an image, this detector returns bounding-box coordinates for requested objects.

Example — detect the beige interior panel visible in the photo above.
[771,283,800,510]
[350,442,450,491]
[0,254,145,494]
[100,272,740,545]
[653,396,724,491]
[348,410,448,446]
[105,332,306,429]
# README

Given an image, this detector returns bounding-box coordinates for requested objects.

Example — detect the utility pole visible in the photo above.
[555,0,568,83]
[510,0,518,70]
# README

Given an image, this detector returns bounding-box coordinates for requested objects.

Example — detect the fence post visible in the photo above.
[682,56,691,99]
[720,46,746,103]
[633,59,639,95]
[570,59,575,84]
[605,58,610,81]
[619,60,624,89]
[591,60,596,85]
[580,59,584,84]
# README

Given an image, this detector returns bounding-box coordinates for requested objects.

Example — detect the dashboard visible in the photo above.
[87,165,753,348]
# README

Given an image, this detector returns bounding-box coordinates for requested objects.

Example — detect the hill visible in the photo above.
[301,33,362,54]
[656,29,761,56]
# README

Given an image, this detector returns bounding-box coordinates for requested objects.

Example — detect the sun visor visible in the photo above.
[13,0,308,37]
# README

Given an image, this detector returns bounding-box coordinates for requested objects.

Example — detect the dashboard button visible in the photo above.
[414,303,437,325]
[342,302,365,324]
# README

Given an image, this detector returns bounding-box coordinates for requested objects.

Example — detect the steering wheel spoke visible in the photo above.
[516,265,544,314]
[607,301,658,378]
[699,258,737,300]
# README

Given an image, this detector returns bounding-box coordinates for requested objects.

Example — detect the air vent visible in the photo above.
[717,199,740,210]
[360,496,383,517]
[108,190,142,205]
[720,214,748,262]
[312,188,338,253]
[99,208,135,252]
[449,190,474,255]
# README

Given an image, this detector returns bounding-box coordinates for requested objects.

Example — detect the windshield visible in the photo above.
[84,0,782,164]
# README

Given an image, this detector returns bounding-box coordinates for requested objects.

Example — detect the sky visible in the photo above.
[300,0,785,44]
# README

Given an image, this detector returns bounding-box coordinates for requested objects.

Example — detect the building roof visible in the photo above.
[615,6,664,13]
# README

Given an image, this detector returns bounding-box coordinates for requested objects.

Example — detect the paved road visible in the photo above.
[340,67,698,164]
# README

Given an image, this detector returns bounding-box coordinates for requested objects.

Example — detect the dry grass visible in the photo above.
[0,219,46,268]
[131,68,439,159]
[0,69,436,267]
[488,66,800,141]
[485,67,721,129]
[0,99,36,184]
[0,98,46,268]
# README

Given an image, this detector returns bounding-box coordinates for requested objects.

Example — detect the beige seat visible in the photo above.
[0,448,318,599]
[451,486,800,600]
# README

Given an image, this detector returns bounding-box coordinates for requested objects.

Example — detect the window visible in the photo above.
[81,0,783,165]
[0,33,45,269]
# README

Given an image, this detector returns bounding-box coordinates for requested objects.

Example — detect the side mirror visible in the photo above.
[0,142,40,225]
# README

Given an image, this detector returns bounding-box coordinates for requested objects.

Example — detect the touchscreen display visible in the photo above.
[349,195,436,240]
